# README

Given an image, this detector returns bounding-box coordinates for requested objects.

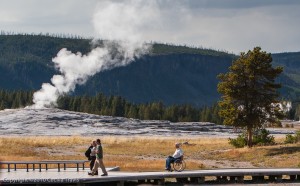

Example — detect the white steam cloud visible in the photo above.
[32,0,160,109]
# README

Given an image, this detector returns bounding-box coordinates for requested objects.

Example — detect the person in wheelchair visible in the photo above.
[165,143,184,171]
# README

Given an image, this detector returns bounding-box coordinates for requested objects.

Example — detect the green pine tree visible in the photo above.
[217,47,283,147]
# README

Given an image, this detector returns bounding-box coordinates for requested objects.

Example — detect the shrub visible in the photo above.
[229,129,275,148]
[252,129,275,146]
[285,124,294,128]
[284,130,300,144]
[285,134,296,144]
[229,134,247,148]
[295,130,300,142]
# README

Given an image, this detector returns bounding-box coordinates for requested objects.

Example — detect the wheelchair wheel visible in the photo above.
[173,159,186,172]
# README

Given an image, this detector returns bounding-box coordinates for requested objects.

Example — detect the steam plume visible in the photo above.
[32,0,159,109]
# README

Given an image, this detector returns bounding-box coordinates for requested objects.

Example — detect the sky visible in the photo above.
[1,0,300,54]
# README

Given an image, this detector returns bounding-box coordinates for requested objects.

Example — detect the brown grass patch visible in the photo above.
[0,136,299,171]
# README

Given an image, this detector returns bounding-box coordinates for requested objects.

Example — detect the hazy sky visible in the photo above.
[1,0,299,54]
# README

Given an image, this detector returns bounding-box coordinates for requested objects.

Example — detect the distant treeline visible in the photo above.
[0,30,86,39]
[0,31,232,56]
[0,90,34,109]
[0,90,222,123]
[1,90,299,123]
[57,93,223,123]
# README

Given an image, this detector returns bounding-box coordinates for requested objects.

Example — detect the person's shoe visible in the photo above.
[94,172,98,175]
[165,168,170,171]
[88,172,94,176]
[101,173,108,176]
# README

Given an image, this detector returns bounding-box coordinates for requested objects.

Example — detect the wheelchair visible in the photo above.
[172,156,186,172]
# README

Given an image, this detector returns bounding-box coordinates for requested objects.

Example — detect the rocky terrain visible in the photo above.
[0,108,297,137]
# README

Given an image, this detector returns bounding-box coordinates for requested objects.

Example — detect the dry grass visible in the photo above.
[0,136,299,171]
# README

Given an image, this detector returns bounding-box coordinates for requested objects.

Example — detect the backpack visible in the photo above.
[85,146,92,160]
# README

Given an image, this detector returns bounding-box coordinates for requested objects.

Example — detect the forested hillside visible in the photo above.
[0,34,299,107]
[272,52,300,99]
[0,34,90,90]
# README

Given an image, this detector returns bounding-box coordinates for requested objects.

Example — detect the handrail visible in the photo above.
[0,160,89,172]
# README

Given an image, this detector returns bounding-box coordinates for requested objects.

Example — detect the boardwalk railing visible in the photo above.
[0,160,89,172]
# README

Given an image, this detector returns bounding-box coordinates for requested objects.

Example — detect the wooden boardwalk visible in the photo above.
[1,168,300,185]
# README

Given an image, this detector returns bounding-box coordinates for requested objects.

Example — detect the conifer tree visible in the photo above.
[218,47,283,147]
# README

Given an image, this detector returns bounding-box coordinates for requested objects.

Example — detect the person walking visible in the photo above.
[89,141,98,174]
[85,141,98,174]
[88,138,108,176]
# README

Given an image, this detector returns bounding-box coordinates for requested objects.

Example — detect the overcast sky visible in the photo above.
[1,0,299,54]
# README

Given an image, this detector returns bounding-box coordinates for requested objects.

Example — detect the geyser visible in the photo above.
[31,0,161,109]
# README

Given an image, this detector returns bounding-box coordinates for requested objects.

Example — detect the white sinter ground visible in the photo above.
[0,108,297,137]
